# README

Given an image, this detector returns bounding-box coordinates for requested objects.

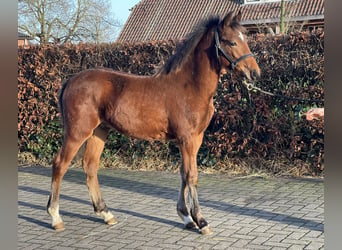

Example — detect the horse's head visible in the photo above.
[215,11,260,80]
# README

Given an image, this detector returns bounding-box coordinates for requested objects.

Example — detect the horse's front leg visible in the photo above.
[177,133,213,235]
[177,172,198,230]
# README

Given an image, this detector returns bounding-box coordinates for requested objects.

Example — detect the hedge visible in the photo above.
[18,31,324,176]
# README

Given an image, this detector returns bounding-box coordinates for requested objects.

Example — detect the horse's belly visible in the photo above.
[109,104,169,140]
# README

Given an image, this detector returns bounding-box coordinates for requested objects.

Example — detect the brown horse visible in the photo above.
[47,11,260,235]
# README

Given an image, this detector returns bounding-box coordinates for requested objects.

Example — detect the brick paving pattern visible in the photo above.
[18,166,324,249]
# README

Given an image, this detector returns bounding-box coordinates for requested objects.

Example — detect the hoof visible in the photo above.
[97,211,117,225]
[200,225,213,235]
[53,222,65,232]
[105,217,118,225]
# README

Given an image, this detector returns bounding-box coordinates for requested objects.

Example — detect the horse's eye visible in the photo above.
[222,40,237,47]
[229,41,237,47]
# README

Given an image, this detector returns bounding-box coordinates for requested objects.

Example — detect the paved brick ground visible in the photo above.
[18,166,324,249]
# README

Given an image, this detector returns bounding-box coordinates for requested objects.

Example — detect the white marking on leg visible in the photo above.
[48,205,63,227]
[97,210,115,224]
[184,215,199,229]
[184,215,194,225]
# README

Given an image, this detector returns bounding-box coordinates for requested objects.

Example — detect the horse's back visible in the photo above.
[62,68,171,140]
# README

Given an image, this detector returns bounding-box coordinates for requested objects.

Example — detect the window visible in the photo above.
[243,0,288,4]
[245,0,260,3]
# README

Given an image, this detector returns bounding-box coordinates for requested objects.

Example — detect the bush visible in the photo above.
[18,31,324,176]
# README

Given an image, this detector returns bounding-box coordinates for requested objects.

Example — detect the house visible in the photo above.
[117,0,324,42]
[18,32,32,46]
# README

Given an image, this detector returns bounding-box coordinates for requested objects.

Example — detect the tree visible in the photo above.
[278,0,304,34]
[279,0,285,34]
[18,0,122,44]
[76,0,120,44]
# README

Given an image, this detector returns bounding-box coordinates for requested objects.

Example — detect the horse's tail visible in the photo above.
[58,79,69,125]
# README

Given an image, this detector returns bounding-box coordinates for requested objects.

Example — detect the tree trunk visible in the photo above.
[280,0,285,34]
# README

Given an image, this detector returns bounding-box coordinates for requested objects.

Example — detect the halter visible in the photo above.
[214,27,254,70]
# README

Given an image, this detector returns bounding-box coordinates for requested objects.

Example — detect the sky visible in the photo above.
[110,0,141,28]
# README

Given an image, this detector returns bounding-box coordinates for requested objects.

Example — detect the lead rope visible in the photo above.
[241,80,324,104]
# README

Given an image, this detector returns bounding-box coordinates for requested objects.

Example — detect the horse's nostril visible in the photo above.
[251,70,259,80]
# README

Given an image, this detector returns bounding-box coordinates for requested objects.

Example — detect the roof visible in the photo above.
[117,0,324,42]
[240,0,324,25]
[18,32,31,39]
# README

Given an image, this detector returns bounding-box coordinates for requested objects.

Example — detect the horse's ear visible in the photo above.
[221,11,234,28]
[234,10,242,22]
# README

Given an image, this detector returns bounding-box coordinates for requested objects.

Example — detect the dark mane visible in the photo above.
[231,19,246,33]
[156,16,221,75]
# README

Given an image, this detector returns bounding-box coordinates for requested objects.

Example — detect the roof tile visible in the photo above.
[118,0,324,42]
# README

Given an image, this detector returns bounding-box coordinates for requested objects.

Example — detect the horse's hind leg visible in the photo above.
[83,126,117,225]
[47,136,89,231]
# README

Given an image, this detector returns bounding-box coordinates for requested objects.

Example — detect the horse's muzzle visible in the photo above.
[250,69,260,80]
[241,68,260,81]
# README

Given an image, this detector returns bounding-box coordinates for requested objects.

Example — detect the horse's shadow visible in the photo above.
[18,200,104,228]
[18,167,323,233]
[18,199,184,231]
[19,167,185,231]
[18,214,51,229]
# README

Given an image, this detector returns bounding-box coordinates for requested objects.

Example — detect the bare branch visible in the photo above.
[18,0,121,44]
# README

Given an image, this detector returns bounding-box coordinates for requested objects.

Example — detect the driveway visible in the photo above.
[18,166,324,249]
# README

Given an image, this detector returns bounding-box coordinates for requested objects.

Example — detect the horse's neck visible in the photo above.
[188,40,220,97]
